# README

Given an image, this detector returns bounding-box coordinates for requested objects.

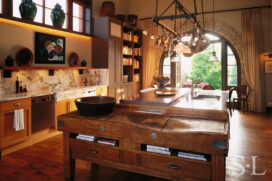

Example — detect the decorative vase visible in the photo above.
[51,4,65,28]
[19,0,37,21]
[5,55,14,66]
[81,60,87,67]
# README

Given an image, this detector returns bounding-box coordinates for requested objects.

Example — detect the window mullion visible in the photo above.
[221,40,228,90]
[42,0,45,24]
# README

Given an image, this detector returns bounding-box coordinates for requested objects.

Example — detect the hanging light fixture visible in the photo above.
[209,0,219,62]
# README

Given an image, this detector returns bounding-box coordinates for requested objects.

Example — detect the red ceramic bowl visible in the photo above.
[69,52,79,67]
[16,48,33,66]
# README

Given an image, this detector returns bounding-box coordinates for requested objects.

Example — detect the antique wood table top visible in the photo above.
[58,104,230,181]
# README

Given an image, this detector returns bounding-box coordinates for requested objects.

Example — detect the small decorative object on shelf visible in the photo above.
[19,0,37,21]
[100,1,115,17]
[127,14,138,26]
[81,60,87,67]
[5,55,14,66]
[51,4,65,28]
[69,52,79,67]
[15,76,19,93]
[115,14,126,22]
[16,47,33,66]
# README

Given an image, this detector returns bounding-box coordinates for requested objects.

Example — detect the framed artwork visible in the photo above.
[265,61,272,74]
[35,32,65,64]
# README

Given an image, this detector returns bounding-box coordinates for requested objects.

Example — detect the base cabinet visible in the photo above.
[0,98,31,152]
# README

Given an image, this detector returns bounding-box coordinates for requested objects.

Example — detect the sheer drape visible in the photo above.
[241,9,265,112]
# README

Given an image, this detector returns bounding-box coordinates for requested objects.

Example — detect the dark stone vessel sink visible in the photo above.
[75,96,116,116]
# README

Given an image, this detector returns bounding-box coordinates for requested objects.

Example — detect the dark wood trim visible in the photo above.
[42,0,45,24]
[2,0,12,16]
[67,0,73,30]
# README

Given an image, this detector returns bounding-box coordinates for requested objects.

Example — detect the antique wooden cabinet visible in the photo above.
[0,98,31,157]
[58,104,230,181]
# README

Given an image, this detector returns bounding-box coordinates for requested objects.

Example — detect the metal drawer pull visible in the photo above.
[14,103,20,106]
[167,163,180,169]
[89,149,98,154]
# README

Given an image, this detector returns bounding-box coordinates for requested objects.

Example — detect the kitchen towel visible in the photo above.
[13,109,24,131]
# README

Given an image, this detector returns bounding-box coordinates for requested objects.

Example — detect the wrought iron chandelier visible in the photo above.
[142,0,210,59]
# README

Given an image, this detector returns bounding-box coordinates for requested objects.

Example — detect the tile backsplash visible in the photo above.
[0,69,109,95]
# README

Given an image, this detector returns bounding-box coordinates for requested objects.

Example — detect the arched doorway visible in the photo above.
[159,32,241,90]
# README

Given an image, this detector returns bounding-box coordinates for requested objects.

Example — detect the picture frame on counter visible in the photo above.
[265,61,272,74]
[35,32,66,64]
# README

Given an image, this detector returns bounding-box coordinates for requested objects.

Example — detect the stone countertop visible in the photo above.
[0,85,108,102]
[120,88,190,107]
[173,89,229,111]
[120,88,229,111]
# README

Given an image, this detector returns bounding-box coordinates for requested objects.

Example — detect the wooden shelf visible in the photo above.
[0,15,92,39]
[2,66,93,70]
[123,54,133,58]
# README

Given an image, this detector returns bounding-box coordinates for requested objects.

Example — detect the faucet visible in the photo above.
[191,79,202,98]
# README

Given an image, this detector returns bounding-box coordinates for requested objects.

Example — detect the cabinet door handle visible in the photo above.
[167,163,180,169]
[14,103,20,106]
[89,149,98,154]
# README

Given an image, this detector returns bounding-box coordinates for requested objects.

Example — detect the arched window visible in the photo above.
[159,32,240,90]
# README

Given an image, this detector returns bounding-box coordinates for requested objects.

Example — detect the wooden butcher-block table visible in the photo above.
[58,104,230,181]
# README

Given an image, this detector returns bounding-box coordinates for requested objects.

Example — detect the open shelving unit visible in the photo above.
[122,23,143,91]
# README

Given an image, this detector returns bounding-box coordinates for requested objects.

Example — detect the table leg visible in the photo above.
[63,132,75,181]
[212,155,226,181]
[90,163,99,180]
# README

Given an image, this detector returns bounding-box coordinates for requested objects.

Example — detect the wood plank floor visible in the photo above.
[0,110,271,181]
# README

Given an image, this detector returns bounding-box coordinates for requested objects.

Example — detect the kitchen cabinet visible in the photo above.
[0,98,31,154]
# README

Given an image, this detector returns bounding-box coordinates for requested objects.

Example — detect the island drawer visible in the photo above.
[70,140,120,162]
[141,154,211,181]
[0,98,31,112]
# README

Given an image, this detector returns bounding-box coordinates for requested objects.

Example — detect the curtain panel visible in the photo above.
[139,20,163,89]
[241,9,265,112]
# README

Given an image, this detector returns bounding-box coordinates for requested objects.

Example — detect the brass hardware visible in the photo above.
[167,163,180,169]
[14,103,20,106]
[89,149,98,154]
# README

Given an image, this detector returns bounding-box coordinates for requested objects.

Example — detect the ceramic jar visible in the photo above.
[5,55,14,66]
[51,4,65,28]
[19,0,37,21]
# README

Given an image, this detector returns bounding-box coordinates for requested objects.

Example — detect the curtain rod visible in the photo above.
[195,5,271,15]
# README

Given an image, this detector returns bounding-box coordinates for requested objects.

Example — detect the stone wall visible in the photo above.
[0,69,109,95]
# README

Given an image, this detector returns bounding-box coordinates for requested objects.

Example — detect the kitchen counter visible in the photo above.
[120,88,229,112]
[120,88,190,107]
[0,85,108,102]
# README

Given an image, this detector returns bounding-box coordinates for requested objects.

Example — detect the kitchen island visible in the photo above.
[58,99,230,181]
